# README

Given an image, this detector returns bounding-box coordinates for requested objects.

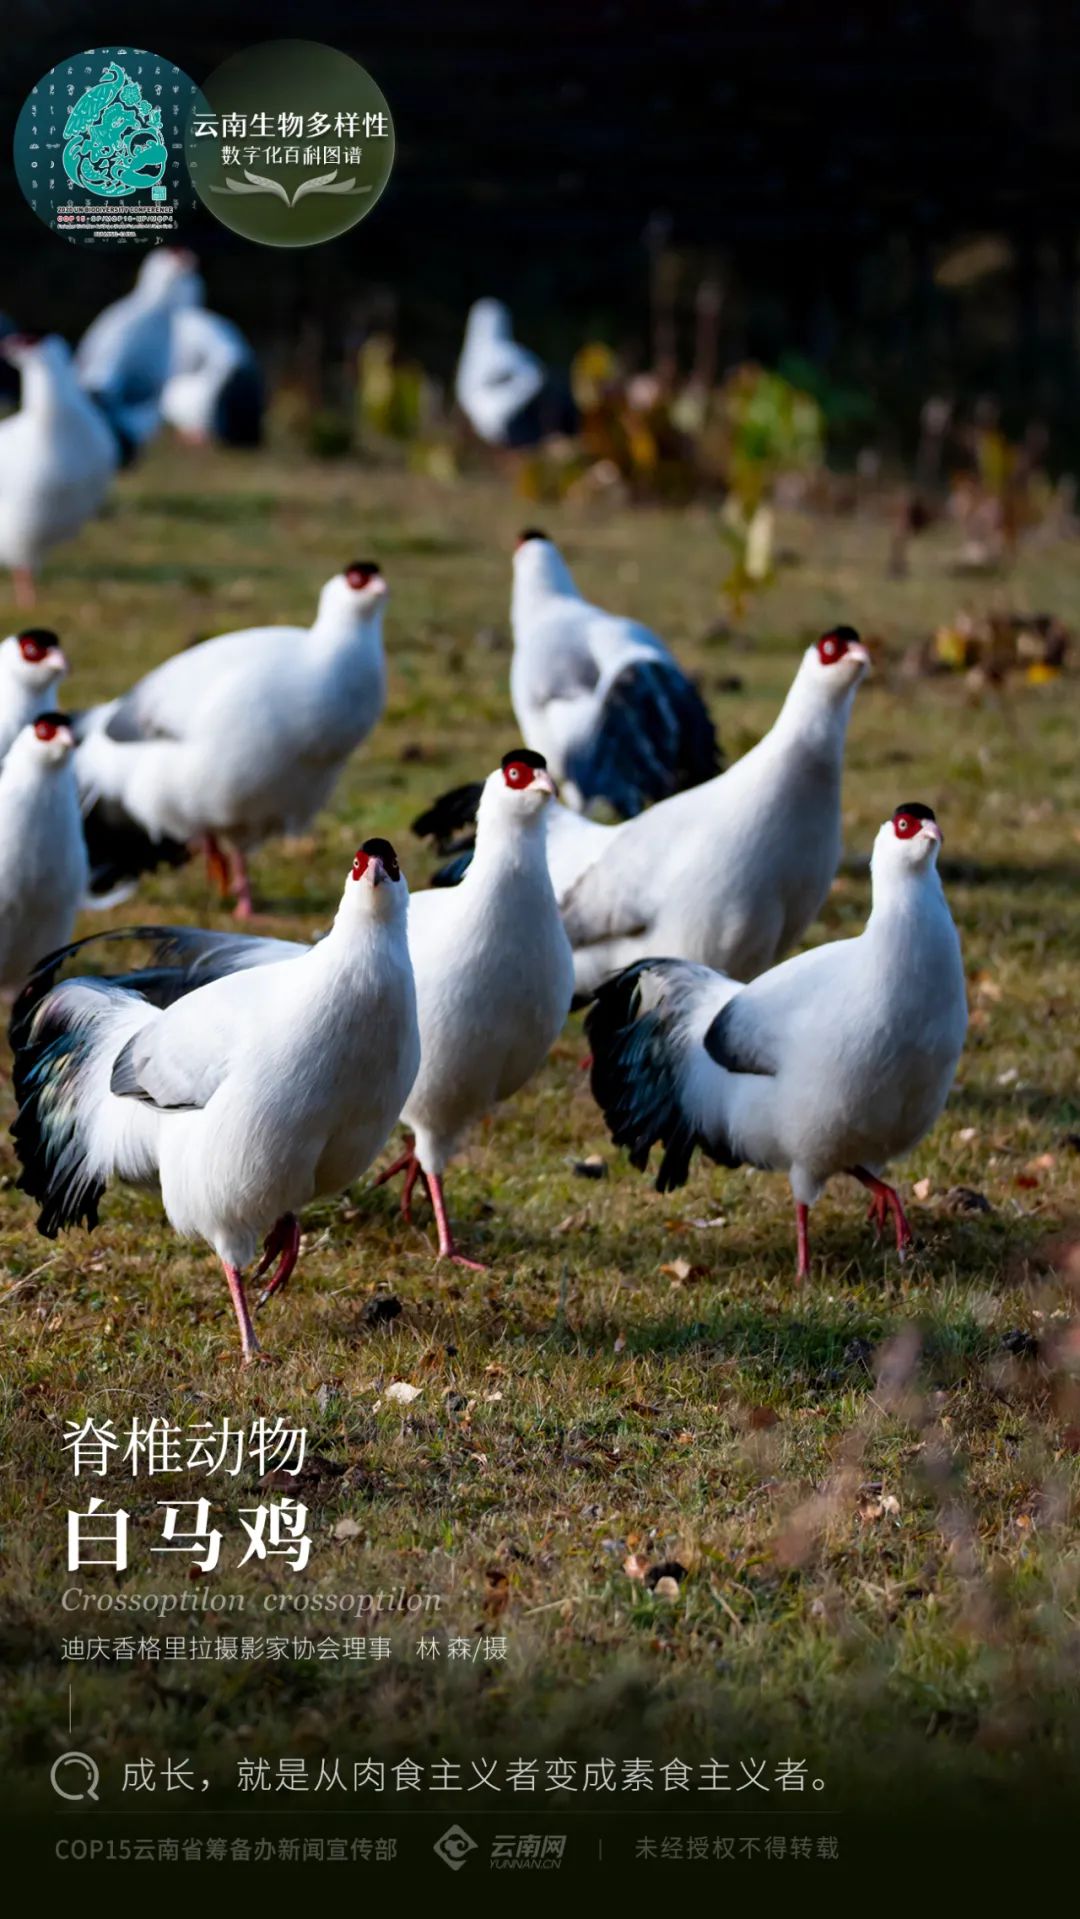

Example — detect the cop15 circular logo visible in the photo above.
[14,48,201,246]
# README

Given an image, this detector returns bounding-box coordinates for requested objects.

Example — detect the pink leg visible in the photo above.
[12,566,36,608]
[848,1166,913,1256]
[425,1170,487,1270]
[222,1260,263,1361]
[401,1155,421,1223]
[253,1214,302,1309]
[230,847,254,919]
[204,833,232,899]
[795,1202,811,1282]
[371,1140,416,1190]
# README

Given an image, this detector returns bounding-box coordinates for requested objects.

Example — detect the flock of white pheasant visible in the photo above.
[0,258,969,1360]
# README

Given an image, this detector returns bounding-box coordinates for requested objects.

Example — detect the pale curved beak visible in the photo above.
[366,855,388,887]
[46,648,68,673]
[534,769,557,797]
[848,642,872,669]
[921,820,943,845]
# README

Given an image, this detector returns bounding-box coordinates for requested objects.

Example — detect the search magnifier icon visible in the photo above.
[50,1751,100,1801]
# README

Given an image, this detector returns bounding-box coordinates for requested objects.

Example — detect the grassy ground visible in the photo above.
[2,442,1079,1854]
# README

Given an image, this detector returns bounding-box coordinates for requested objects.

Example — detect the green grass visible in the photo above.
[2,441,1079,1830]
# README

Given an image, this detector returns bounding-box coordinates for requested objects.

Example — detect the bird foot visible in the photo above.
[865,1193,889,1241]
[850,1167,912,1258]
[253,1215,301,1310]
[241,1347,277,1367]
[437,1250,489,1272]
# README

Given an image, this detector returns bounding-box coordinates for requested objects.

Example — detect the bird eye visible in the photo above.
[19,634,52,663]
[34,719,58,741]
[503,761,533,788]
[894,814,914,837]
[351,851,369,880]
[817,635,843,663]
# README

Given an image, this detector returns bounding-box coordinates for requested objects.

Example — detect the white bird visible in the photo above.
[75,561,389,914]
[0,628,69,763]
[35,751,575,1268]
[0,335,120,604]
[161,305,264,447]
[12,839,419,1361]
[455,299,571,448]
[511,530,720,816]
[373,748,574,1265]
[586,803,967,1277]
[76,247,201,457]
[0,714,89,992]
[553,626,870,998]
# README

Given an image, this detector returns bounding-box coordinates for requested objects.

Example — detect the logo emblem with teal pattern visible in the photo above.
[14,47,200,246]
[62,60,169,200]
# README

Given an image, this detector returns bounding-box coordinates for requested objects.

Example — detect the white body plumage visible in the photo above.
[75,566,388,850]
[161,306,262,444]
[587,805,968,1268]
[455,299,546,446]
[76,248,200,452]
[0,717,89,991]
[510,532,719,816]
[402,761,575,1175]
[0,337,119,579]
[555,628,870,997]
[16,846,418,1276]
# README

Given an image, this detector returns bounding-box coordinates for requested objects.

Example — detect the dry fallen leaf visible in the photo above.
[913,1177,933,1201]
[383,1381,422,1405]
[484,1566,510,1616]
[624,1553,650,1581]
[653,1576,681,1600]
[332,1516,363,1541]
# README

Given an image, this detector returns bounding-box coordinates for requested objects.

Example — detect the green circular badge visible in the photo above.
[13,47,200,246]
[185,40,395,248]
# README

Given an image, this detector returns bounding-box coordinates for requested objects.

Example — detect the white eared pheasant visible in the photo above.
[373,747,574,1265]
[161,304,264,448]
[587,804,967,1277]
[0,714,89,992]
[511,529,720,816]
[556,626,870,998]
[0,628,69,763]
[76,247,201,458]
[455,299,549,448]
[30,752,575,1269]
[75,561,389,913]
[0,335,120,603]
[11,840,419,1361]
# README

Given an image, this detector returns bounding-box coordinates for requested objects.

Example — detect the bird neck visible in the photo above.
[512,551,579,625]
[468,806,554,895]
[21,355,81,423]
[319,899,409,980]
[766,671,856,764]
[865,861,949,949]
[310,606,384,667]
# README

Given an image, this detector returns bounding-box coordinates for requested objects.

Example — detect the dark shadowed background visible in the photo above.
[6,1,1080,447]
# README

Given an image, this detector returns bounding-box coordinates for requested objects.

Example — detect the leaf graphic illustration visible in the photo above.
[291,174,373,202]
[289,170,340,201]
[242,170,291,203]
[210,176,283,198]
[209,167,375,208]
